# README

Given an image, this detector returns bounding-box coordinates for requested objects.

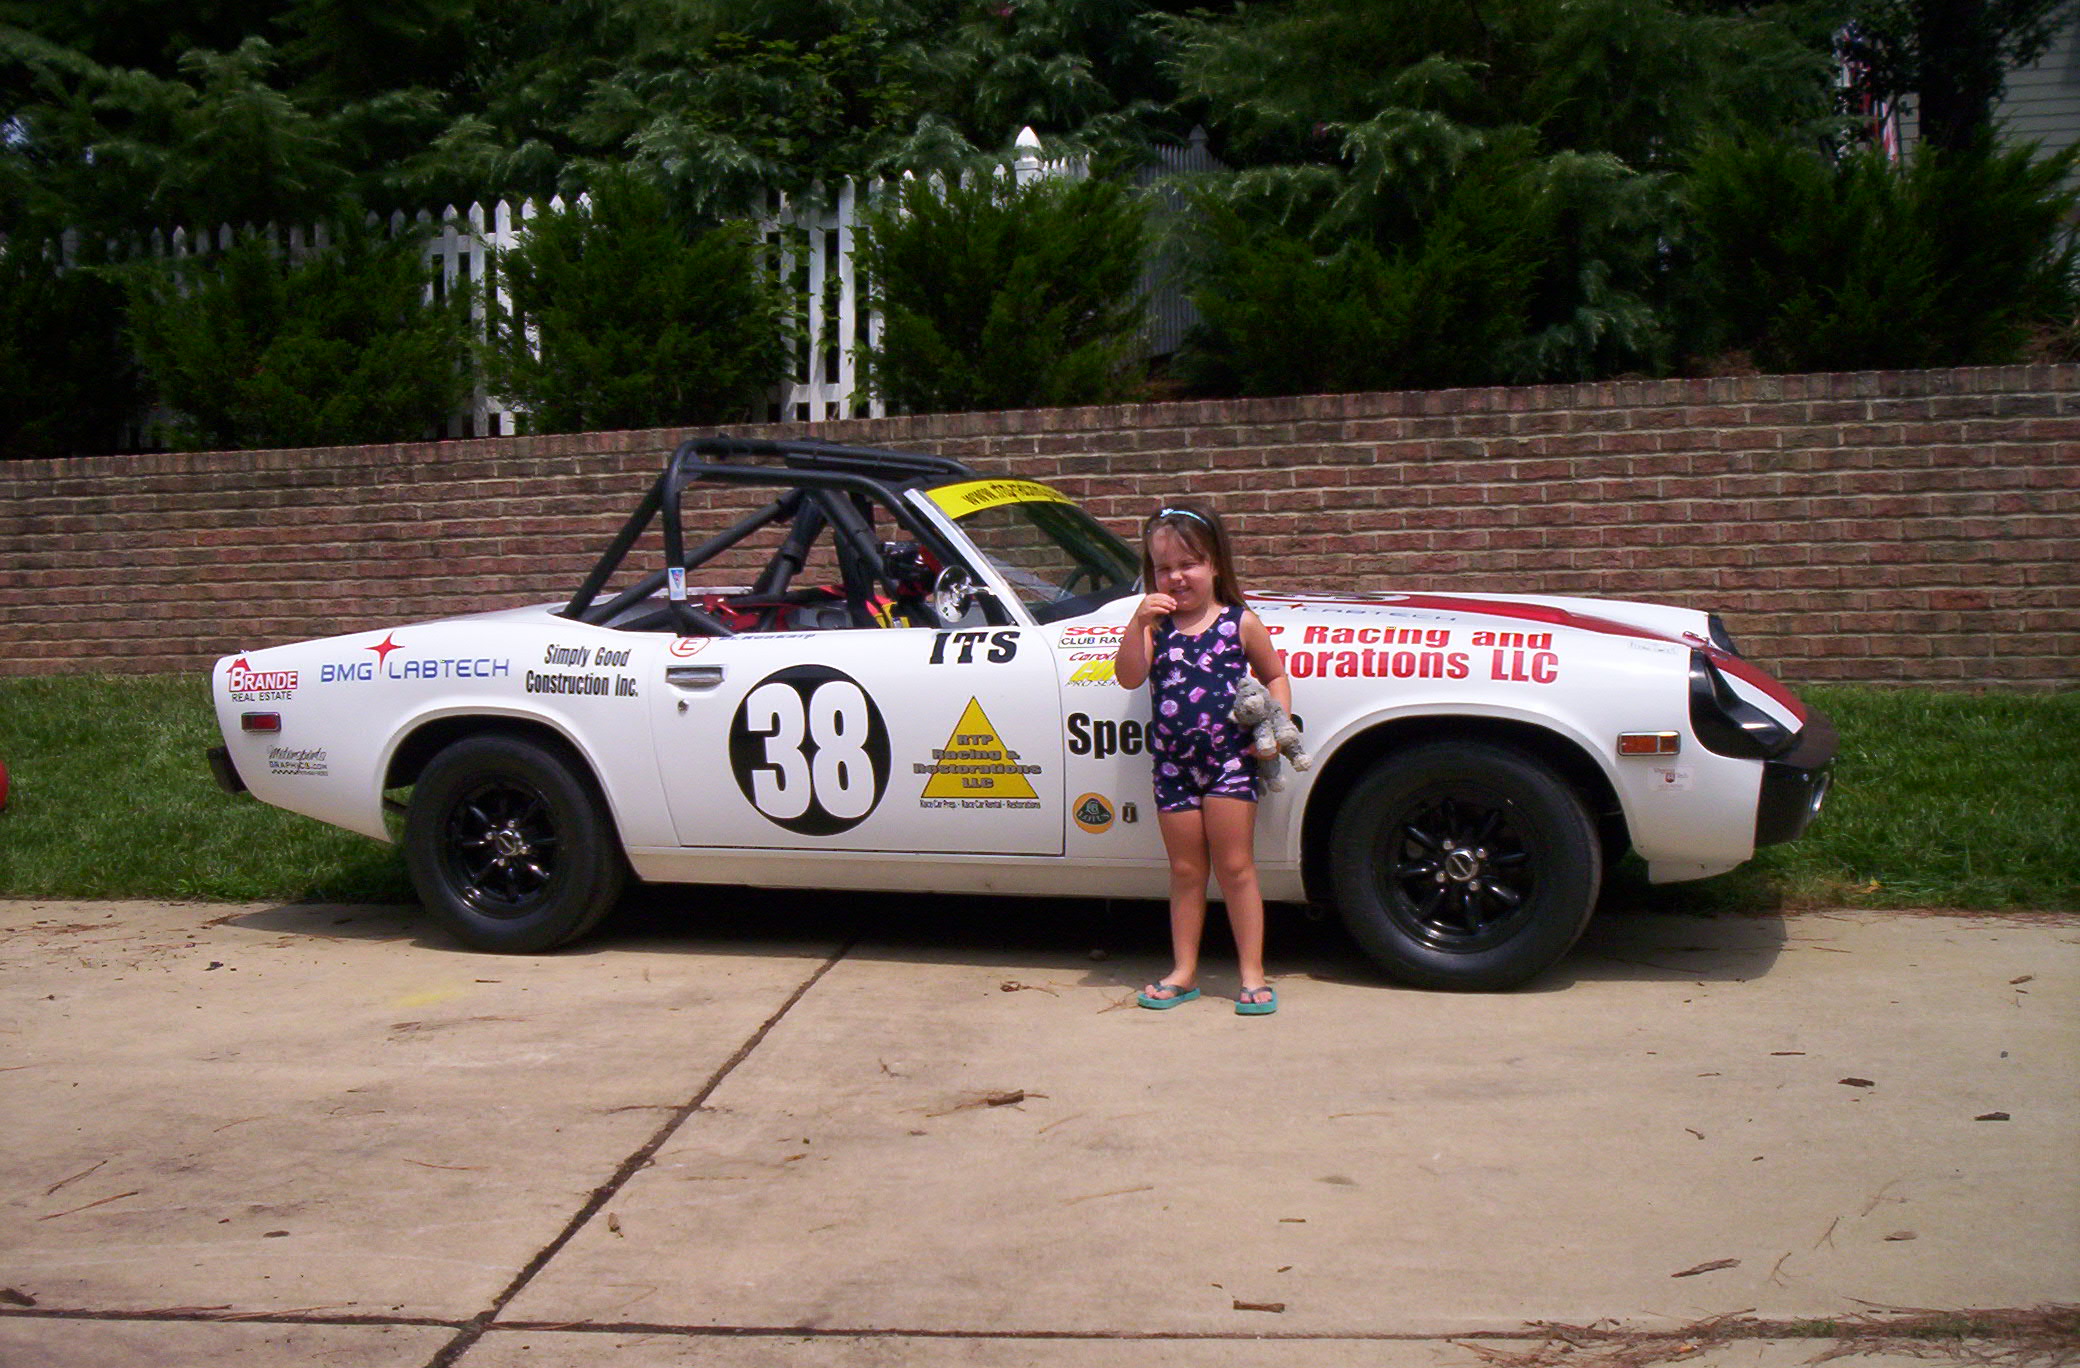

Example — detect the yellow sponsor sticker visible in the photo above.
[1067,658,1117,686]
[927,478,1073,518]
[919,698,1040,801]
[1072,793,1115,834]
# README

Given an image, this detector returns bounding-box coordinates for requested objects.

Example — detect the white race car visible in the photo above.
[208,437,1834,989]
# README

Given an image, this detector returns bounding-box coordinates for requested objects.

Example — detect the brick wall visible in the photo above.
[3,366,2075,689]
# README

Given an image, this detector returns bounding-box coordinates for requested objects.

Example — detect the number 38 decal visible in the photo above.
[728,665,892,835]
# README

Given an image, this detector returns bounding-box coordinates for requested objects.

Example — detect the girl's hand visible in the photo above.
[1131,592,1177,627]
[1114,593,1174,690]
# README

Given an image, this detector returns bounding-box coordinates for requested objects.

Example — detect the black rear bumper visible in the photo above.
[207,745,248,797]
[1755,709,1836,847]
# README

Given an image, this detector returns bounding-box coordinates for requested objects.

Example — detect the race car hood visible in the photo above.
[1246,589,1806,725]
[1249,590,1713,644]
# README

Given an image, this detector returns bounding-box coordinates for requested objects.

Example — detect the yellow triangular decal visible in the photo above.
[921,697,1039,800]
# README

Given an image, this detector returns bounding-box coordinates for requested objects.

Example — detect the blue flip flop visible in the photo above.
[1137,982,1200,1010]
[1235,985,1277,1016]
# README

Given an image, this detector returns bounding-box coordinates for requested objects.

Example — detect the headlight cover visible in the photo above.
[1689,650,1796,759]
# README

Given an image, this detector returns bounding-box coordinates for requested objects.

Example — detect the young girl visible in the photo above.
[1114,503,1290,1016]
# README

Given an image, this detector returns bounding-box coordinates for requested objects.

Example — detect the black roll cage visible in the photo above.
[561,436,984,637]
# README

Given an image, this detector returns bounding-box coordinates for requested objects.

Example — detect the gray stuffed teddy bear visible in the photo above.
[1229,675,1312,791]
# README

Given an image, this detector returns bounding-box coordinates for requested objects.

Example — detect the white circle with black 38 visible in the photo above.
[727,665,891,835]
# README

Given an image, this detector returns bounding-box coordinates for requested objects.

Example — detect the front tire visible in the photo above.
[1330,741,1601,990]
[404,734,626,953]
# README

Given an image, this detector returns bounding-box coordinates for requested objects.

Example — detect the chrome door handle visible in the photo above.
[666,665,725,690]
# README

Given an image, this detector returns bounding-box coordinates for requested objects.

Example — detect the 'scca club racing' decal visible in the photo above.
[729,666,891,835]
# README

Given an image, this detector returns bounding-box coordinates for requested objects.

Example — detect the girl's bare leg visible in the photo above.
[1202,795,1268,995]
[1155,807,1211,989]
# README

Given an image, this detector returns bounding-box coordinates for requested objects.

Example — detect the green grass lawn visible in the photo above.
[1607,685,2079,914]
[0,675,412,904]
[0,676,2074,911]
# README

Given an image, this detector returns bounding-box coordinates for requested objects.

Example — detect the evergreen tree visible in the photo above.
[855,171,1148,412]
[1681,135,2079,370]
[0,244,143,458]
[125,224,474,449]
[480,169,792,432]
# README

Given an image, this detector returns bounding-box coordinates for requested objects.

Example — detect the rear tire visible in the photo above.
[404,734,625,953]
[1329,741,1601,990]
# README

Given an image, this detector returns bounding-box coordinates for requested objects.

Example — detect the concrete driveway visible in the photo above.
[2,892,2074,1368]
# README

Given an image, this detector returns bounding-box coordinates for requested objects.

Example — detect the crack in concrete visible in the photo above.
[8,1306,2073,1358]
[420,940,855,1368]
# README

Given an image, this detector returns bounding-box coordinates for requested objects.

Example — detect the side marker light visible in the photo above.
[241,712,282,733]
[1617,732,1681,756]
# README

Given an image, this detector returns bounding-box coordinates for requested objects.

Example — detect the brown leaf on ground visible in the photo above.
[1671,1259,1741,1278]
[924,1089,1047,1117]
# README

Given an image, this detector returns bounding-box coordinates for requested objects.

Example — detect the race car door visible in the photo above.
[654,624,1065,855]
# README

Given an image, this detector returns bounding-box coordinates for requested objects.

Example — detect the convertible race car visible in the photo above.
[208,437,1834,990]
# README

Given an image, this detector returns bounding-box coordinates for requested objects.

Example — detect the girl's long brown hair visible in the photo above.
[1141,501,1247,607]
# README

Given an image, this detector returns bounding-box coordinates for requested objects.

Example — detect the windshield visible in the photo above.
[921,478,1139,625]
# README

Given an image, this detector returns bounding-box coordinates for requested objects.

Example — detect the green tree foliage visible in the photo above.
[917,0,1201,170]
[854,171,1148,412]
[125,225,473,449]
[1164,0,1833,175]
[1158,0,1834,392]
[1682,136,2080,372]
[1,1,1201,235]
[5,0,2079,444]
[480,170,791,432]
[1182,159,1545,395]
[1178,132,1681,395]
[566,4,940,220]
[2,19,438,238]
[0,244,143,459]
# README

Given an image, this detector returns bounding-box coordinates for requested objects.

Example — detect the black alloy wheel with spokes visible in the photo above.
[404,733,626,953]
[443,775,560,914]
[1330,740,1602,991]
[1387,787,1539,951]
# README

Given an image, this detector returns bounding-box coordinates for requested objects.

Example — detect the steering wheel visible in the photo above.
[1057,564,1102,599]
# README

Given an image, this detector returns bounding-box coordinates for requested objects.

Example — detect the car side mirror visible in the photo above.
[930,565,990,625]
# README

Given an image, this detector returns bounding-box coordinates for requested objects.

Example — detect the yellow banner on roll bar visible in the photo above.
[926,479,1072,517]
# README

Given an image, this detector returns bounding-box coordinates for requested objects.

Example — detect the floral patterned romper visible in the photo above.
[1147,603,1259,812]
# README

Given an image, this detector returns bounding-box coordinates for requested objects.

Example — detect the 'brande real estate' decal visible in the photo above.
[227,657,298,702]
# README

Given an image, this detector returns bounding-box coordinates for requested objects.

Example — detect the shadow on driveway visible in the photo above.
[215,877,1790,994]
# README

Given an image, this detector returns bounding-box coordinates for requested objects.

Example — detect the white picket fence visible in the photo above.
[432,128,1092,436]
[70,128,1214,440]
